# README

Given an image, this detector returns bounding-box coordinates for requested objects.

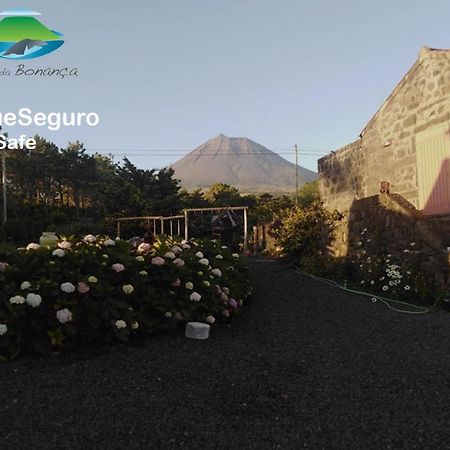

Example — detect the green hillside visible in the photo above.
[0,16,60,41]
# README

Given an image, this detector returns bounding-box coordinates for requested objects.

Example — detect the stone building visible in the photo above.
[319,46,450,215]
[317,47,450,285]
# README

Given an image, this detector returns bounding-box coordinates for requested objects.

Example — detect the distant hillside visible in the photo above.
[171,134,317,193]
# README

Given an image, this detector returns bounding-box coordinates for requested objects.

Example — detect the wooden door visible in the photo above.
[416,122,450,215]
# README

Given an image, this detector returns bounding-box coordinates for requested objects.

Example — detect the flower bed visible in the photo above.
[0,235,251,360]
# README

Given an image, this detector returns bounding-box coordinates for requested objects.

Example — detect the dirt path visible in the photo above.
[1,258,450,449]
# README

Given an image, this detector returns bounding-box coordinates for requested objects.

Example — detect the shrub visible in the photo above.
[271,201,342,268]
[348,228,443,305]
[0,235,250,360]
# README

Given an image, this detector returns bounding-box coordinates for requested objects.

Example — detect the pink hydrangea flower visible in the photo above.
[0,262,9,272]
[111,263,125,272]
[137,242,152,254]
[151,256,165,266]
[173,258,185,267]
[171,278,181,288]
[77,282,90,294]
[56,308,72,324]
[228,298,238,309]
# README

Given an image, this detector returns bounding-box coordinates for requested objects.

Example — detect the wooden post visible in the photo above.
[2,151,6,224]
[184,210,189,241]
[177,219,180,236]
[116,220,121,239]
[295,144,299,205]
[170,220,173,236]
[160,218,164,236]
[243,208,248,253]
[153,220,156,235]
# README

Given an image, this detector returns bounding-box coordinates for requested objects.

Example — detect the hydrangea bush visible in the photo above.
[0,235,250,360]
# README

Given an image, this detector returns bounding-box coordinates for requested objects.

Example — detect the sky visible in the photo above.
[1,0,450,171]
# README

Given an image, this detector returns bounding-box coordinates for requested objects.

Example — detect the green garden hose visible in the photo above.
[293,268,434,314]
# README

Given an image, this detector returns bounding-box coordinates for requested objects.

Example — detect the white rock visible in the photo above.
[185,322,210,340]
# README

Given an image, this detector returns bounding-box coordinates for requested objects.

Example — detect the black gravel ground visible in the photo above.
[2,257,450,449]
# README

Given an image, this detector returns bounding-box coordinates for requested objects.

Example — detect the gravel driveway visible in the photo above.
[1,257,450,449]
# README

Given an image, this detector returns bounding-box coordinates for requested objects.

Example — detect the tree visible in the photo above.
[204,183,243,206]
[297,180,319,207]
[180,189,210,209]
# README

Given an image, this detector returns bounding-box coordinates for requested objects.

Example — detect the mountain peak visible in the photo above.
[172,135,317,193]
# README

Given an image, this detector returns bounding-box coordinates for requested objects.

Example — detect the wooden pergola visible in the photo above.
[116,206,248,252]
[116,215,185,239]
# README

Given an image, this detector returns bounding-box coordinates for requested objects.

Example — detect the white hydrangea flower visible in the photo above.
[20,281,31,290]
[83,234,97,243]
[164,311,173,318]
[115,320,127,329]
[26,243,40,250]
[139,270,148,276]
[56,308,72,323]
[203,281,211,287]
[10,295,25,304]
[52,248,65,258]
[135,256,145,262]
[26,293,42,308]
[189,292,202,302]
[185,282,194,290]
[232,253,239,259]
[215,255,224,260]
[0,324,7,336]
[199,258,209,266]
[164,251,176,259]
[211,268,222,277]
[60,282,76,293]
[171,245,182,254]
[206,315,215,324]
[182,243,191,249]
[88,276,98,283]
[131,321,139,330]
[195,251,204,258]
[103,239,116,246]
[122,284,134,294]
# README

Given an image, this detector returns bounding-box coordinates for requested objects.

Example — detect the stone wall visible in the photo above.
[329,194,450,285]
[319,47,450,212]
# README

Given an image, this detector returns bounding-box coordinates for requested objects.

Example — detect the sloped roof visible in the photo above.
[360,46,450,137]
